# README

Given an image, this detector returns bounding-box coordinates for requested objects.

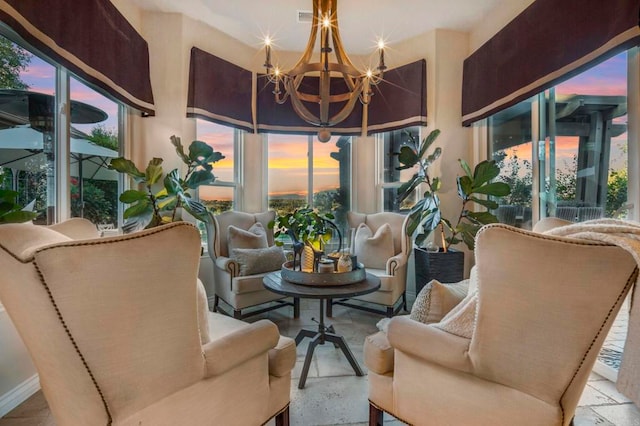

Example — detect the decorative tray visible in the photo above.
[280,261,366,286]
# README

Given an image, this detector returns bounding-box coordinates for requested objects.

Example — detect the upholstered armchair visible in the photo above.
[205,210,299,319]
[364,224,638,426]
[0,220,295,425]
[329,212,410,317]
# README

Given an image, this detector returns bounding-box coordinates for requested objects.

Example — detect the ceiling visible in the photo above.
[127,0,507,54]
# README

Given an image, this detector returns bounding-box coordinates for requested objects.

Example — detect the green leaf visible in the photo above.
[425,147,442,165]
[0,210,37,224]
[471,182,511,197]
[170,135,190,164]
[397,174,421,204]
[163,169,182,195]
[467,211,499,225]
[431,177,441,192]
[180,195,210,222]
[145,158,164,185]
[157,195,177,209]
[119,189,148,204]
[0,188,19,202]
[123,199,152,219]
[185,169,216,189]
[418,129,440,159]
[457,175,473,199]
[188,140,214,163]
[459,158,473,178]
[472,160,500,187]
[397,145,419,167]
[108,158,145,179]
[470,196,498,210]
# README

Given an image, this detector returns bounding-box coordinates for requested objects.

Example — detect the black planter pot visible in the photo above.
[414,247,465,295]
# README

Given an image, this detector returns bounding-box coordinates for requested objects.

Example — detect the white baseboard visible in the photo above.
[593,360,619,383]
[0,374,40,418]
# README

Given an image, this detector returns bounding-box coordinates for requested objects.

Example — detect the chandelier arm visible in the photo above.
[285,78,323,126]
[326,80,364,126]
[288,62,362,78]
[320,70,331,124]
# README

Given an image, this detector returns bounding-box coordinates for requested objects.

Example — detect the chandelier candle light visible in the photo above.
[263,0,386,142]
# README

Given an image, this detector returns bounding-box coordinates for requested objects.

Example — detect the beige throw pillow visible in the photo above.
[433,293,477,339]
[232,245,286,276]
[227,222,268,254]
[410,279,470,324]
[354,223,394,269]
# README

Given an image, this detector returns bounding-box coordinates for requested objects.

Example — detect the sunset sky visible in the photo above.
[17,48,628,200]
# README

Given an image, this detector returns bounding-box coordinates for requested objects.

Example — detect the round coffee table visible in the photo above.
[263,271,381,389]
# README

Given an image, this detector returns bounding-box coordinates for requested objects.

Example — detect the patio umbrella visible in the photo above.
[0,125,118,182]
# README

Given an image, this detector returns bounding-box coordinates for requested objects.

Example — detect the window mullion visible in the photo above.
[55,67,71,223]
[307,135,313,206]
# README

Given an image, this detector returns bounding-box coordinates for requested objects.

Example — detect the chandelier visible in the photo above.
[263,0,386,142]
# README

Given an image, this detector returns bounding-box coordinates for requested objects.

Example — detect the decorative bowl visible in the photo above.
[281,261,366,286]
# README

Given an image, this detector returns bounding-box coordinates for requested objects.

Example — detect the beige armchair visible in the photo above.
[329,212,410,317]
[0,219,295,425]
[364,224,638,426]
[205,210,299,319]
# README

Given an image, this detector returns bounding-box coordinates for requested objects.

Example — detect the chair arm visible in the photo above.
[214,256,239,278]
[203,319,280,377]
[386,252,407,276]
[387,316,472,374]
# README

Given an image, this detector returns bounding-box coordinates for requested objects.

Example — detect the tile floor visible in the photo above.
[2,298,639,426]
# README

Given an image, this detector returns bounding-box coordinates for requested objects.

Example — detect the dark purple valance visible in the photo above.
[367,59,427,135]
[187,47,253,132]
[0,0,155,115]
[462,0,640,126]
[255,74,363,135]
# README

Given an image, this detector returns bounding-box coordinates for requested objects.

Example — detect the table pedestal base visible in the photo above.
[294,300,364,389]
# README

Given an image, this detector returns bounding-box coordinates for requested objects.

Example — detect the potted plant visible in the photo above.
[396,129,511,293]
[108,135,224,232]
[268,206,342,271]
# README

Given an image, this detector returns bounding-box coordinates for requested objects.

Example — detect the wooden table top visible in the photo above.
[263,271,381,300]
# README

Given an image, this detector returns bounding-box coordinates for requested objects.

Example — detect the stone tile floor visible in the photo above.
[2,297,639,425]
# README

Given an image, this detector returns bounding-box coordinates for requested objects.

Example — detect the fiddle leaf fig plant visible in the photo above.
[396,129,511,251]
[108,135,224,232]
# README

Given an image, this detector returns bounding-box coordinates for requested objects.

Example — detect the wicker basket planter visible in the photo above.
[414,247,464,294]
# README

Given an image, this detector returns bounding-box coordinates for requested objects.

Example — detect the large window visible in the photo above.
[488,51,630,228]
[378,126,420,212]
[0,34,123,226]
[196,120,240,214]
[267,133,351,244]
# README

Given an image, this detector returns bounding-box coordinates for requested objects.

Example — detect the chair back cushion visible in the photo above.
[0,222,206,423]
[354,223,394,269]
[471,224,638,407]
[347,212,408,256]
[211,211,276,258]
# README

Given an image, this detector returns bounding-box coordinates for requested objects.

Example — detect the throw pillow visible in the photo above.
[353,223,394,269]
[410,279,470,324]
[433,293,477,339]
[227,222,268,254]
[232,245,286,276]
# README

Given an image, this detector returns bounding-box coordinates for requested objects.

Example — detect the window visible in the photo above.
[378,126,420,212]
[0,34,124,226]
[196,120,240,214]
[267,133,351,248]
[487,50,631,228]
[69,77,120,226]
